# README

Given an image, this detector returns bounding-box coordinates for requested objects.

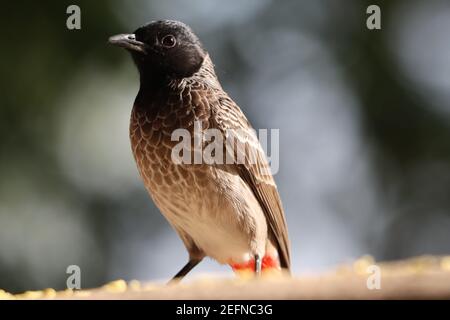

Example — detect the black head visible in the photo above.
[109,20,206,81]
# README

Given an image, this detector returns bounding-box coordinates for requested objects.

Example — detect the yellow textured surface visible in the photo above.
[1,255,450,300]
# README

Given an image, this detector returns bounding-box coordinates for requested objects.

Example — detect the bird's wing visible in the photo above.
[210,94,291,271]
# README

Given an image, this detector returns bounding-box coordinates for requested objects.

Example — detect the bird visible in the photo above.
[109,20,291,282]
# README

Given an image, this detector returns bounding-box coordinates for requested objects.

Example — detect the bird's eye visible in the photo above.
[161,34,177,48]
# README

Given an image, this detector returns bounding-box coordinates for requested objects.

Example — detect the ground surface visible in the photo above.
[1,256,450,300]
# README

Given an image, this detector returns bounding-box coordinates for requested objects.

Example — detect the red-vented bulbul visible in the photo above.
[109,20,291,282]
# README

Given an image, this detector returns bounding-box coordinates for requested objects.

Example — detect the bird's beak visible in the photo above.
[108,34,147,54]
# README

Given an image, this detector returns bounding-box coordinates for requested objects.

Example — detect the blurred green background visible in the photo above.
[1,0,450,293]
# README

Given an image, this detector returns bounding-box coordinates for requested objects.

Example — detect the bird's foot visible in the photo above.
[229,255,281,277]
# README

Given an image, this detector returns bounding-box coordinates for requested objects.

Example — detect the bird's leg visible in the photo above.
[255,254,262,276]
[168,258,202,284]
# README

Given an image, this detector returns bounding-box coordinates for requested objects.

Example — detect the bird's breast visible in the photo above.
[128,86,269,264]
[129,86,215,203]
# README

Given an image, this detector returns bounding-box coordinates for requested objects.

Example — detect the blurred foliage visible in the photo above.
[0,0,126,292]
[0,1,121,167]
[339,0,450,258]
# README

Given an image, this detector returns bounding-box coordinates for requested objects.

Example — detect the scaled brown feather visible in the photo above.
[210,95,291,272]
